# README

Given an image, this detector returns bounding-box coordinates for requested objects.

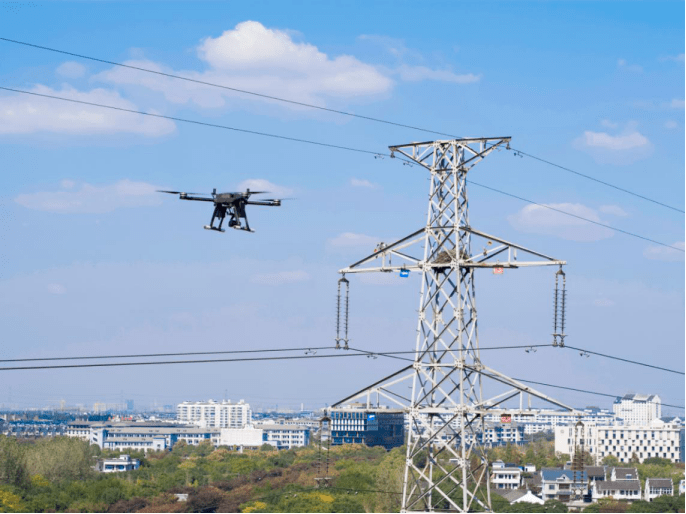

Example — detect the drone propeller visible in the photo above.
[157,190,209,196]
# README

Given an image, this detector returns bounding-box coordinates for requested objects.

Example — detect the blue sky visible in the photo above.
[0,1,683,413]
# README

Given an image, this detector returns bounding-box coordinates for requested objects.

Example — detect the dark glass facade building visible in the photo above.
[330,407,404,451]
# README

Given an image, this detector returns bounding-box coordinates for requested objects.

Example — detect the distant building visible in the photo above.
[330,405,404,450]
[491,466,522,490]
[94,454,140,473]
[259,424,310,449]
[176,399,251,429]
[219,427,264,448]
[645,478,673,501]
[497,489,544,505]
[555,420,683,463]
[540,468,588,503]
[592,480,641,501]
[613,394,661,426]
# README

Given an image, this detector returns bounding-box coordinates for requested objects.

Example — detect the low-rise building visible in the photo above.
[259,424,310,449]
[644,478,673,501]
[498,489,545,505]
[541,468,588,503]
[491,467,522,490]
[592,480,641,501]
[94,454,140,473]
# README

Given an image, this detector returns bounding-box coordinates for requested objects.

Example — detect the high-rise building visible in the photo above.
[613,394,661,425]
[176,399,251,428]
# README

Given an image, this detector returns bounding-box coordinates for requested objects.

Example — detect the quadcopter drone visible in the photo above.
[158,188,282,232]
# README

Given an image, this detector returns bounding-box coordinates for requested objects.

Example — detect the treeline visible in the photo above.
[1,436,684,513]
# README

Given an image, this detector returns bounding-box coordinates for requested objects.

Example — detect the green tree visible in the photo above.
[0,436,28,488]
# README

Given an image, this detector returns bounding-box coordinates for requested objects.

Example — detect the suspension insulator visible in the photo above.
[335,276,350,350]
[552,267,567,347]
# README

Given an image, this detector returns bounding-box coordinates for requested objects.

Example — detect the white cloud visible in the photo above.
[643,242,685,262]
[395,64,480,84]
[47,283,67,295]
[351,178,378,189]
[508,203,614,242]
[235,179,293,197]
[669,98,685,109]
[98,21,393,108]
[60,179,76,189]
[659,53,684,63]
[617,58,643,73]
[328,232,379,249]
[0,85,175,136]
[593,298,615,307]
[578,130,649,151]
[600,119,618,129]
[251,270,310,285]
[573,126,653,164]
[56,61,86,78]
[598,205,628,217]
[664,120,679,129]
[15,179,162,213]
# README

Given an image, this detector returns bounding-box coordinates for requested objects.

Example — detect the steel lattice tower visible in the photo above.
[332,138,578,512]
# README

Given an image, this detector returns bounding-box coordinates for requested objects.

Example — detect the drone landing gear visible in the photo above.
[204,225,225,232]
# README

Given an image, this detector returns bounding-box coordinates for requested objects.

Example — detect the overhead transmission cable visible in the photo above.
[1,36,682,213]
[0,85,681,253]
[562,345,684,376]
[0,343,550,364]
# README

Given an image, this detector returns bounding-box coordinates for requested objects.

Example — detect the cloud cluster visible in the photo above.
[0,85,175,136]
[643,242,685,262]
[15,179,162,213]
[573,123,653,164]
[98,21,394,108]
[508,203,614,242]
[328,232,379,249]
[235,178,293,197]
[251,270,310,285]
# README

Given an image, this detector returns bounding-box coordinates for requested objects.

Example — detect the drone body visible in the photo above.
[159,188,282,232]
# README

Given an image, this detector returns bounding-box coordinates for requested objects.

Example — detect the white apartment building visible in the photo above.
[485,408,615,434]
[94,454,140,473]
[259,424,310,449]
[555,420,683,463]
[613,394,661,426]
[176,399,252,429]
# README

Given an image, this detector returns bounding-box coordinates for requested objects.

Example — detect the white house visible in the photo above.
[499,489,545,505]
[94,454,140,473]
[592,480,641,501]
[645,478,673,501]
[257,424,310,449]
[491,467,522,490]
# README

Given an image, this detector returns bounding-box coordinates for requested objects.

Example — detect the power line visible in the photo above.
[2,36,682,213]
[0,346,334,363]
[0,37,455,139]
[509,147,685,214]
[563,345,684,376]
[0,352,379,371]
[1,85,682,253]
[468,180,685,252]
[510,377,685,410]
[0,344,552,364]
[0,86,379,156]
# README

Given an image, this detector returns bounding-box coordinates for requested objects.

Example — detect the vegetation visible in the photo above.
[0,436,683,512]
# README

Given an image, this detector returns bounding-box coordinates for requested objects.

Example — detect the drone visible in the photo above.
[158,188,282,232]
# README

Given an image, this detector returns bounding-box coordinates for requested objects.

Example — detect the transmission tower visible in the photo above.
[332,138,579,512]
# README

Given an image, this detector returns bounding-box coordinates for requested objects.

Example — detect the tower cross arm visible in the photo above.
[338,228,425,274]
[389,137,511,170]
